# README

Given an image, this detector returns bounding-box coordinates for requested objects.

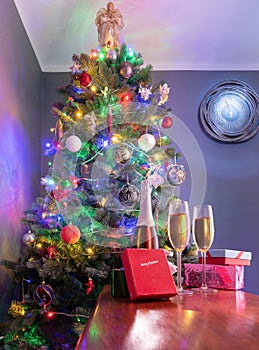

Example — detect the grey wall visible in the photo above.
[41,73,69,176]
[42,70,259,295]
[0,0,41,320]
[154,71,259,295]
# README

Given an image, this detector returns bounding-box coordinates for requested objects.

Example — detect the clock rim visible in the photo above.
[199,79,259,143]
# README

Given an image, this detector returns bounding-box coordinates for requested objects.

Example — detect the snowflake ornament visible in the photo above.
[70,61,82,74]
[139,85,152,101]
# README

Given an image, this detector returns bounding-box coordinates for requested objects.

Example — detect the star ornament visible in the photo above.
[158,83,170,105]
[101,86,109,99]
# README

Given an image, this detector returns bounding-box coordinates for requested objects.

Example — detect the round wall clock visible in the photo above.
[199,80,259,143]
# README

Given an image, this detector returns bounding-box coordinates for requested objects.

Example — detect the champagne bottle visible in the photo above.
[132,179,159,249]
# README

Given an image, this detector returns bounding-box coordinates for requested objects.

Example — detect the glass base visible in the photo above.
[191,286,217,293]
[177,287,193,295]
[178,289,193,295]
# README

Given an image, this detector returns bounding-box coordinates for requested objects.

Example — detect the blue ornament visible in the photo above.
[44,143,57,156]
[137,93,151,104]
[96,135,110,149]
[118,216,138,235]
[123,216,138,229]
[73,86,84,94]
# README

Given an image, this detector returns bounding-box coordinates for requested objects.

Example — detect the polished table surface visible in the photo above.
[76,285,259,350]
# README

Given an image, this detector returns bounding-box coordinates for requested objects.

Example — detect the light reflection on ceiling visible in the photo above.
[14,0,259,72]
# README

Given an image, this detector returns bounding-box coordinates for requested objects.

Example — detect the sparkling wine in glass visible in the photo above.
[168,200,193,295]
[192,204,217,293]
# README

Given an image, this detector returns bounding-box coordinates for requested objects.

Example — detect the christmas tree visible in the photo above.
[0,2,189,348]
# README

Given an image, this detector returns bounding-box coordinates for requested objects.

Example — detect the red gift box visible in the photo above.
[184,263,244,290]
[121,248,177,301]
[198,249,252,266]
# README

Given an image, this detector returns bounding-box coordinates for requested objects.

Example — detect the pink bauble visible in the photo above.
[161,116,173,129]
[60,224,81,244]
[119,61,133,79]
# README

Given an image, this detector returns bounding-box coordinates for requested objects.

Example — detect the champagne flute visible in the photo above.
[192,204,217,293]
[168,200,193,295]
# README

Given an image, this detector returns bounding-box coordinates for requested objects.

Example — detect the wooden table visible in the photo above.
[75,285,259,350]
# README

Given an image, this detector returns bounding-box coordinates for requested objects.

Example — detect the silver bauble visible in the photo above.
[118,184,140,208]
[107,49,117,62]
[114,144,131,164]
[167,164,186,186]
[22,231,35,246]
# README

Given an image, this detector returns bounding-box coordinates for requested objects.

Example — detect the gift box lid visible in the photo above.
[198,257,251,266]
[121,248,177,301]
[199,249,252,260]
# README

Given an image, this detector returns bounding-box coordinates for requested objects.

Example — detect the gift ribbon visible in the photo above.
[235,251,244,259]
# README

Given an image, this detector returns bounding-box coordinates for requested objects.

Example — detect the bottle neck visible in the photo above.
[137,179,155,227]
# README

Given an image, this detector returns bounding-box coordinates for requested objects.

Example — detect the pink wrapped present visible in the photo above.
[184,263,244,290]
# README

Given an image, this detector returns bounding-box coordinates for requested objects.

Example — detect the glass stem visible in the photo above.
[201,252,207,289]
[177,251,182,291]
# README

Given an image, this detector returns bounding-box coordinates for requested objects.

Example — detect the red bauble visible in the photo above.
[161,116,173,129]
[107,106,113,136]
[80,72,92,87]
[60,224,81,244]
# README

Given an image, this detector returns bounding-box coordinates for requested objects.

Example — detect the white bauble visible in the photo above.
[138,133,156,152]
[66,135,82,152]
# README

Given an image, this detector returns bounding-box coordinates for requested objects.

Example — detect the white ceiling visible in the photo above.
[14,0,259,72]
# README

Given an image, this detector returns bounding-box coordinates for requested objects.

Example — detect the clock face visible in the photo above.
[199,80,259,143]
[208,91,252,136]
